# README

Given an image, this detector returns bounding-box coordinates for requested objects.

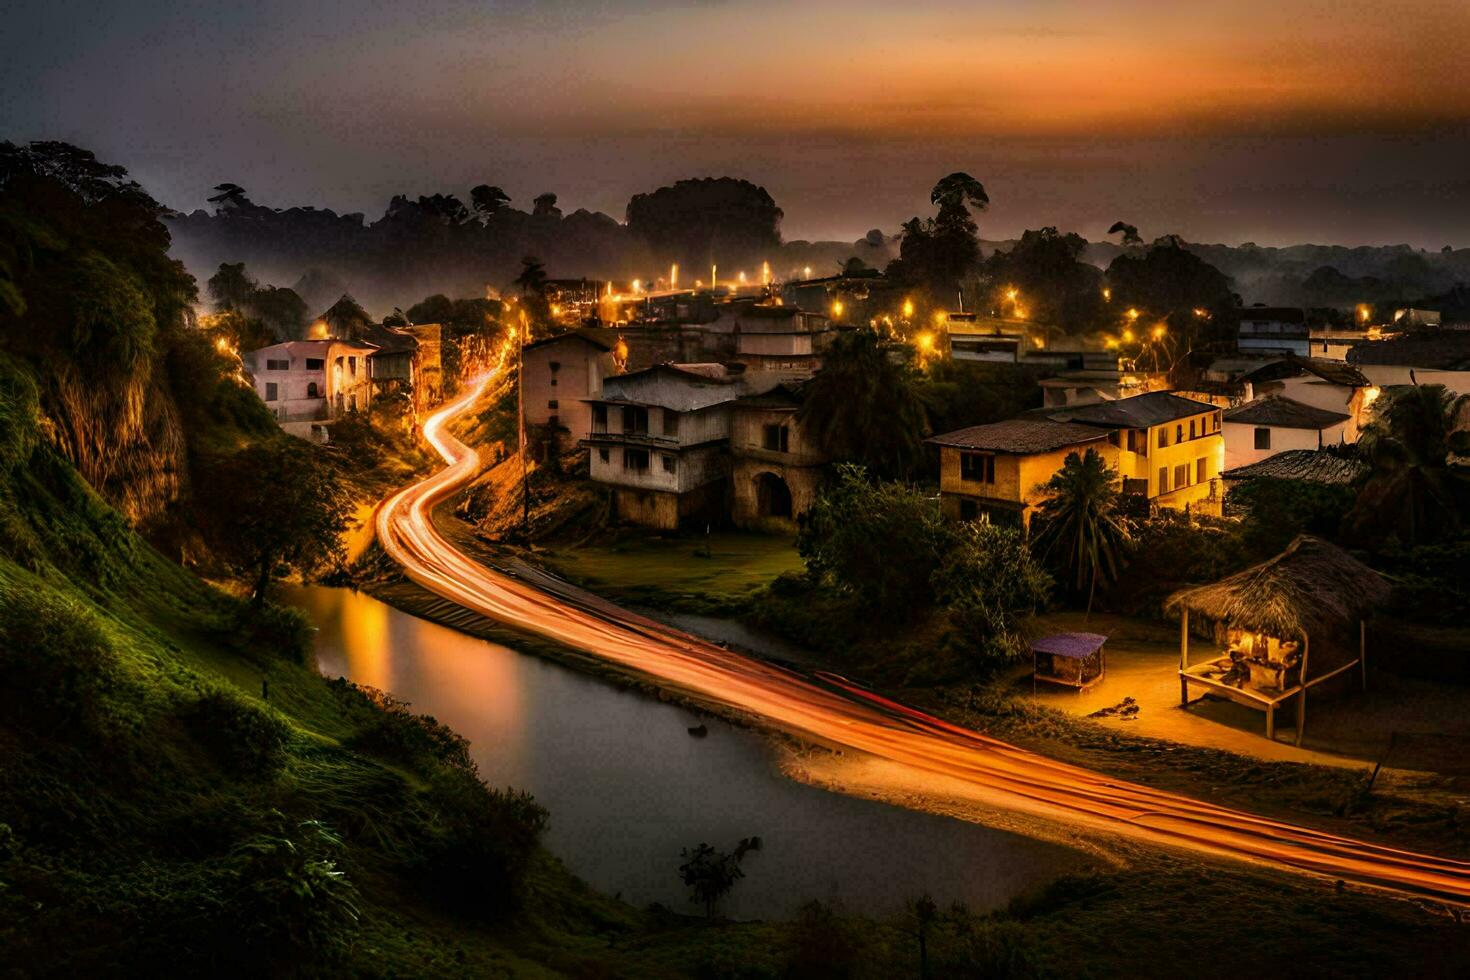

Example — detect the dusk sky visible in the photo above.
[6,0,1468,247]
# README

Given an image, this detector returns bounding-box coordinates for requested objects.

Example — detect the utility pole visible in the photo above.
[518,309,530,539]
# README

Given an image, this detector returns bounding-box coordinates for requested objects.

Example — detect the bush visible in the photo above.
[225,600,313,664]
[1227,477,1355,557]
[783,901,867,979]
[332,680,475,772]
[1103,510,1254,616]
[181,688,291,777]
[0,581,115,734]
[932,523,1051,675]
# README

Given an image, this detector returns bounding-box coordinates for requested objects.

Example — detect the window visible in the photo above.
[1127,429,1147,456]
[661,454,675,474]
[1254,427,1271,450]
[305,357,324,370]
[266,358,289,371]
[593,404,608,431]
[1174,463,1190,488]
[550,377,558,386]
[264,382,278,401]
[306,382,318,398]
[1189,420,1197,439]
[763,423,789,452]
[549,361,561,372]
[1158,466,1169,493]
[1175,424,1183,443]
[598,448,610,463]
[623,448,650,472]
[348,357,358,377]
[1157,427,1168,449]
[1196,457,1207,483]
[548,399,558,409]
[1214,411,1222,431]
[623,405,649,433]
[960,452,996,484]
[663,410,680,436]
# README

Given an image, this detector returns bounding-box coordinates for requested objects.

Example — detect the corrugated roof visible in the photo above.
[927,418,1110,454]
[1224,396,1350,430]
[1347,331,1470,369]
[1046,391,1216,428]
[1031,632,1108,659]
[1222,450,1367,485]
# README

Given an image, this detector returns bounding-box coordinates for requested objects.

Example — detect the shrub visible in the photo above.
[333,680,475,772]
[783,901,867,979]
[226,600,314,664]
[0,581,114,734]
[932,523,1051,675]
[181,688,291,777]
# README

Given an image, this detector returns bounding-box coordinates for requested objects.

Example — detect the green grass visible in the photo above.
[542,530,803,611]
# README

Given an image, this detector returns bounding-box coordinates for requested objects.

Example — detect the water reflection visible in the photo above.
[291,585,1075,919]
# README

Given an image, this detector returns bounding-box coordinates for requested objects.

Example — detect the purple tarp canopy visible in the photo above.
[1030,632,1108,659]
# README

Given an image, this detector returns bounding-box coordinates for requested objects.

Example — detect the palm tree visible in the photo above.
[1032,448,1130,615]
[796,329,928,480]
[1108,221,1143,247]
[1346,383,1470,546]
[513,255,548,297]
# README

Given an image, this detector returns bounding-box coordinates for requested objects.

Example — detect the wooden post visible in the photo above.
[1266,704,1275,741]
[1295,633,1311,747]
[1179,609,1190,706]
[1360,619,1368,692]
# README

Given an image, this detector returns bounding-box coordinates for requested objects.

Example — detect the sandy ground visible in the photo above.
[1025,611,1470,773]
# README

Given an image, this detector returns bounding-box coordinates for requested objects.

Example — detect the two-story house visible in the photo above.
[243,338,377,441]
[1047,391,1225,513]
[1222,396,1353,469]
[928,418,1117,528]
[522,332,617,458]
[729,384,826,529]
[1237,306,1310,357]
[583,364,738,529]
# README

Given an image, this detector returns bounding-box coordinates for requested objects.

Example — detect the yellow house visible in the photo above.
[1045,392,1225,512]
[928,418,1119,528]
[930,391,1226,525]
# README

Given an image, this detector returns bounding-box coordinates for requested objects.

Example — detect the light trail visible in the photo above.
[376,367,1470,905]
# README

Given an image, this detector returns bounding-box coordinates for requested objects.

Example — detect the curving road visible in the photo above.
[376,369,1470,905]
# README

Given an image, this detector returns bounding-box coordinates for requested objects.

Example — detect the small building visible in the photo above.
[364,321,444,418]
[1045,391,1226,514]
[1166,535,1389,743]
[1031,632,1108,691]
[927,418,1117,528]
[583,364,738,530]
[1222,396,1353,469]
[1237,306,1310,357]
[522,332,617,457]
[720,305,830,375]
[730,384,826,530]
[945,312,1025,363]
[1347,331,1470,396]
[242,338,377,441]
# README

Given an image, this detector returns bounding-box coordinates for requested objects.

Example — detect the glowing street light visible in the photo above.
[1152,324,1167,341]
[831,299,845,318]
[670,263,679,288]
[1126,308,1140,322]
[1103,288,1112,302]
[1122,328,1135,343]
[631,279,642,293]
[738,271,747,285]
[902,298,915,319]
[803,266,812,279]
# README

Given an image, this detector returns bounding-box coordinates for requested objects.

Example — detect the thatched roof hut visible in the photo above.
[1165,535,1388,641]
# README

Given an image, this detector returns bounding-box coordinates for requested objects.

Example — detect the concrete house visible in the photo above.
[522,332,617,457]
[583,364,738,529]
[730,384,826,530]
[928,418,1116,528]
[1348,332,1470,396]
[1223,396,1353,469]
[243,338,377,441]
[1046,391,1226,513]
[1237,307,1310,357]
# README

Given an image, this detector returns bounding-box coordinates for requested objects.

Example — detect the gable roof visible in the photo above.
[1242,356,1370,388]
[523,331,613,354]
[1224,396,1350,430]
[1222,449,1368,485]
[593,363,737,412]
[1045,391,1216,429]
[1347,331,1470,370]
[927,418,1111,454]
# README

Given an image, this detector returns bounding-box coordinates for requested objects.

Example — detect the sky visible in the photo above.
[4,0,1468,248]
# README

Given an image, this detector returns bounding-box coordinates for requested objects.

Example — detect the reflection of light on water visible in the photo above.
[335,588,395,693]
[406,618,527,773]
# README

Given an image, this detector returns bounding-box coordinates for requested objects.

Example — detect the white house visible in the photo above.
[243,339,377,441]
[1222,395,1352,470]
[522,332,617,457]
[583,364,739,529]
[1237,307,1310,357]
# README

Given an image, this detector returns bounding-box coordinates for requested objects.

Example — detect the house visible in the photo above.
[730,384,826,529]
[1239,357,1377,441]
[583,364,738,529]
[1045,391,1226,512]
[945,313,1025,363]
[1221,449,1368,490]
[928,417,1116,528]
[1222,396,1353,469]
[522,332,618,457]
[242,338,377,441]
[1237,307,1310,357]
[717,305,831,375]
[1347,331,1470,396]
[364,322,445,417]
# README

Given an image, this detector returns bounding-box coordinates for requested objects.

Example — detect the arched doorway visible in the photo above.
[755,472,792,519]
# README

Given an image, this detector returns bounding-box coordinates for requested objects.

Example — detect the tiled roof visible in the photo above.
[1222,450,1367,485]
[927,418,1110,454]
[1224,396,1350,429]
[1046,391,1216,428]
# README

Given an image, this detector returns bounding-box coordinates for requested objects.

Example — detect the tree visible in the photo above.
[320,293,372,340]
[797,464,951,620]
[1031,448,1131,614]
[1108,221,1143,247]
[625,177,783,268]
[208,262,258,312]
[513,256,548,297]
[981,227,1106,332]
[1104,238,1234,319]
[797,329,928,479]
[531,192,561,218]
[470,184,511,219]
[195,441,354,605]
[678,838,760,918]
[207,182,249,209]
[932,522,1052,672]
[1346,384,1470,547]
[886,173,988,302]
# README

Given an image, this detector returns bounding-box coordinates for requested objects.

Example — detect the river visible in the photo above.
[290,585,1078,920]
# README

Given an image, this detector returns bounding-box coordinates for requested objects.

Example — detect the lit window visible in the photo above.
[960,452,995,484]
